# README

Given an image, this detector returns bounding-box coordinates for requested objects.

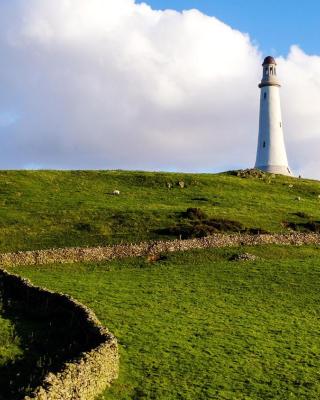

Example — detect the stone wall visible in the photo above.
[1,232,319,398]
[0,268,119,400]
[1,233,320,267]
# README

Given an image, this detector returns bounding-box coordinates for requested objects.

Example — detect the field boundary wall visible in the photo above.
[0,268,119,400]
[1,232,320,398]
[1,233,320,267]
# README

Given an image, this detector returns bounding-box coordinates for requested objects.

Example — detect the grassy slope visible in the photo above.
[7,245,320,400]
[0,314,22,367]
[0,170,320,252]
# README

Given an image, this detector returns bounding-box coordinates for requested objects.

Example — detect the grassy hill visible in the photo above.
[7,245,320,399]
[2,170,320,399]
[0,169,320,252]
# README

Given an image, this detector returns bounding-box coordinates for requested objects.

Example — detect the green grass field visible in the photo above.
[6,245,320,399]
[0,314,22,368]
[0,170,320,252]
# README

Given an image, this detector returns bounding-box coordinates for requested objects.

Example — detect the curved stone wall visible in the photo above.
[1,232,319,398]
[0,268,119,400]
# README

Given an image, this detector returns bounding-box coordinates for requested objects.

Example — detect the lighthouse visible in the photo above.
[255,56,292,176]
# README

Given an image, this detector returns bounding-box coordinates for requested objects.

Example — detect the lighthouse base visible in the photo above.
[255,164,293,177]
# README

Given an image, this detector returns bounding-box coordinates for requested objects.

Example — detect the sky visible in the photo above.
[137,0,320,56]
[0,0,320,178]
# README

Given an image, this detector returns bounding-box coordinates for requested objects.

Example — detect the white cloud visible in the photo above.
[0,0,319,177]
[278,47,320,177]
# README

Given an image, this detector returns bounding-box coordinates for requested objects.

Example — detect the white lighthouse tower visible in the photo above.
[255,56,292,176]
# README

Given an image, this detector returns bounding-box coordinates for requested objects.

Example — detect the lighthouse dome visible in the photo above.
[262,56,276,65]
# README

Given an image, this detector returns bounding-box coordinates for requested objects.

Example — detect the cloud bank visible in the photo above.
[0,0,319,177]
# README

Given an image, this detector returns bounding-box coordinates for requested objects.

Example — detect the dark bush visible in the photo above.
[304,221,320,232]
[205,219,244,232]
[74,222,93,232]
[283,220,320,233]
[156,218,248,239]
[157,207,267,239]
[184,208,208,220]
[294,211,311,219]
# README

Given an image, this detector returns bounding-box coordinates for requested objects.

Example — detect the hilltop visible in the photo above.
[0,169,319,252]
[2,169,320,399]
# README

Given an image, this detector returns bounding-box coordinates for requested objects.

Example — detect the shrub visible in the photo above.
[184,208,208,220]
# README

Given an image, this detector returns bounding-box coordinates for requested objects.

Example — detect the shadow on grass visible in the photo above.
[0,296,96,400]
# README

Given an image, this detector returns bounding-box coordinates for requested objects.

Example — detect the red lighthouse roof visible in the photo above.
[262,56,277,65]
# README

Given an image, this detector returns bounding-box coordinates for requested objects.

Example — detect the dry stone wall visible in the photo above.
[1,232,320,398]
[1,233,320,267]
[0,268,119,400]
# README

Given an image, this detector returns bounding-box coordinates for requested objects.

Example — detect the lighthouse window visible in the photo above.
[280,122,282,127]
[264,92,267,99]
[263,141,266,148]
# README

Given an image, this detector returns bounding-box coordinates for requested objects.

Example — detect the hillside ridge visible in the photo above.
[0,169,319,253]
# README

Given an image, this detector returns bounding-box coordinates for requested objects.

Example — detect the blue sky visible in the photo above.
[137,0,320,56]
